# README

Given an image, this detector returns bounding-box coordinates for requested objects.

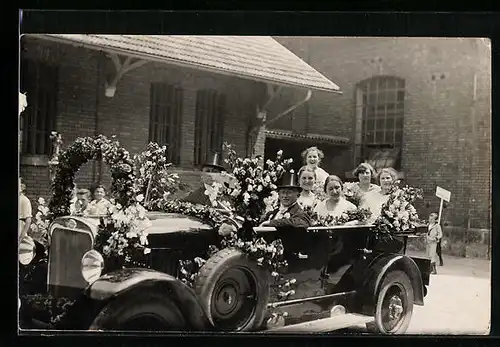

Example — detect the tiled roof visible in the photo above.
[265,129,350,145]
[35,34,341,93]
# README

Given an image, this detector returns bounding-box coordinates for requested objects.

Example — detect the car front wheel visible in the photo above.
[367,270,414,334]
[89,291,186,331]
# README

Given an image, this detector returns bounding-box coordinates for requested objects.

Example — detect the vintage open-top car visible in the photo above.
[19,211,430,334]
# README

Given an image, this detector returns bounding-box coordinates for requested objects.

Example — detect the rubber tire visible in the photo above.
[366,270,414,334]
[89,290,186,331]
[194,248,270,332]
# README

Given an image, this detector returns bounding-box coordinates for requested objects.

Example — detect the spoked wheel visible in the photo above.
[210,267,258,330]
[367,270,414,334]
[89,291,186,332]
[194,248,270,332]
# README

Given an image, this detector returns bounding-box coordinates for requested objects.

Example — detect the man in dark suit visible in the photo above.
[180,152,234,209]
[259,171,311,228]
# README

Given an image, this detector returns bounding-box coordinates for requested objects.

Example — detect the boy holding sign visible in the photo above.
[427,212,443,275]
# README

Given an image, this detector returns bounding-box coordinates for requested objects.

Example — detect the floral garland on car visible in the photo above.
[132,142,188,210]
[205,143,293,224]
[374,184,424,237]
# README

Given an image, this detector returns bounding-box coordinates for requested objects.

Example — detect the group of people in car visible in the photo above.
[69,184,113,216]
[188,146,401,235]
[258,146,398,228]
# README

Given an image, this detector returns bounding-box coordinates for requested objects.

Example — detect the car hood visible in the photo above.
[145,212,220,250]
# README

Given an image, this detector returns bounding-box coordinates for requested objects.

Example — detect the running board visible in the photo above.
[265,313,374,333]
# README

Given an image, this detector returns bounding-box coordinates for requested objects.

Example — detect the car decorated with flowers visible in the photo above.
[19,136,431,334]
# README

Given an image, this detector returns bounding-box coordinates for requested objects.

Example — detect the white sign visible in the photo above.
[435,186,451,202]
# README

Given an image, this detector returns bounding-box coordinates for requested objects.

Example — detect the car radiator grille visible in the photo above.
[48,228,93,297]
[149,249,183,278]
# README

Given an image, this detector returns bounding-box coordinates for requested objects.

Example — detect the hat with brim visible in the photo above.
[277,170,302,191]
[202,152,226,172]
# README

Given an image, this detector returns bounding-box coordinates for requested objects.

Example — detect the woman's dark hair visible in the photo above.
[90,182,106,195]
[353,162,376,181]
[323,175,343,193]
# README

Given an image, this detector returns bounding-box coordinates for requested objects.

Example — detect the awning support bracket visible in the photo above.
[105,53,148,97]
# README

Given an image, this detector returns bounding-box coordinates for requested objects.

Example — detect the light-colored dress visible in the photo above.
[298,191,317,209]
[19,193,32,238]
[359,189,390,224]
[86,198,113,215]
[426,223,443,264]
[313,197,356,219]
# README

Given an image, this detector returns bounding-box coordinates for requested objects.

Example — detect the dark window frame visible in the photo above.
[354,76,405,170]
[20,58,59,156]
[148,83,183,165]
[194,89,226,166]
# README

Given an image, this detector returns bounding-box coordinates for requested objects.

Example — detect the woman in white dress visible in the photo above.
[300,146,329,189]
[360,167,398,224]
[352,162,380,198]
[314,175,356,219]
[297,166,318,209]
[86,184,113,215]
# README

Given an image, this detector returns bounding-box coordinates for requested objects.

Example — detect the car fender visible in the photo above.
[85,268,212,330]
[358,254,425,315]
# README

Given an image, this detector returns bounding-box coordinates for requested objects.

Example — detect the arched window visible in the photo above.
[354,76,405,171]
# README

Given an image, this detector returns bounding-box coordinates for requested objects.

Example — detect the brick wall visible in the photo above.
[20,36,265,206]
[275,37,491,230]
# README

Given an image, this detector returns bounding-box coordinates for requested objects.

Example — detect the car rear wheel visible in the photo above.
[89,291,185,331]
[194,248,270,332]
[367,270,414,334]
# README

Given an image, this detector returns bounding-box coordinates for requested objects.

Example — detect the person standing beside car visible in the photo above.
[300,146,329,190]
[426,212,443,275]
[87,184,112,215]
[19,178,32,243]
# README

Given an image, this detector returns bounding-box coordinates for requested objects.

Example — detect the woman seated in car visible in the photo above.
[352,162,380,199]
[86,184,113,216]
[313,175,356,219]
[297,166,319,210]
[360,167,399,224]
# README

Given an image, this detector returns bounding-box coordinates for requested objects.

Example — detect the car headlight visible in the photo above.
[81,250,104,284]
[19,236,36,265]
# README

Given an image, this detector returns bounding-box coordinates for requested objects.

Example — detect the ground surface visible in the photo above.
[342,251,491,335]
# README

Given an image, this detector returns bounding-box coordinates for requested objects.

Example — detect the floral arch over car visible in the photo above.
[48,134,138,219]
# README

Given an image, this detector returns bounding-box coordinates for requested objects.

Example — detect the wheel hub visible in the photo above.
[388,295,403,321]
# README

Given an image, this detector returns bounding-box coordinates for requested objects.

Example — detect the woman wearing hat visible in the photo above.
[259,170,311,228]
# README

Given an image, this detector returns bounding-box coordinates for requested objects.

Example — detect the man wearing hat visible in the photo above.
[259,170,311,228]
[180,152,235,209]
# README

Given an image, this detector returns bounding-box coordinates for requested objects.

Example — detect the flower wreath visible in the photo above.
[48,134,137,219]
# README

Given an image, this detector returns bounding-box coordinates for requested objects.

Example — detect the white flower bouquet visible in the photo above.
[374,184,423,235]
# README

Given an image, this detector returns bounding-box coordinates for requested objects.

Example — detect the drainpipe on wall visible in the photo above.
[265,89,312,128]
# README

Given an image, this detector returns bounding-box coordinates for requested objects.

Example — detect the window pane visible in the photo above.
[362,92,367,103]
[368,92,377,104]
[374,131,385,143]
[375,118,385,130]
[367,106,376,118]
[387,78,396,89]
[397,90,405,102]
[367,119,375,131]
[385,130,394,143]
[395,131,403,143]
[376,105,386,116]
[365,131,374,144]
[386,117,395,129]
[398,79,406,89]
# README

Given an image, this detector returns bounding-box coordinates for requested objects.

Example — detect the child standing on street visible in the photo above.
[427,212,443,275]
